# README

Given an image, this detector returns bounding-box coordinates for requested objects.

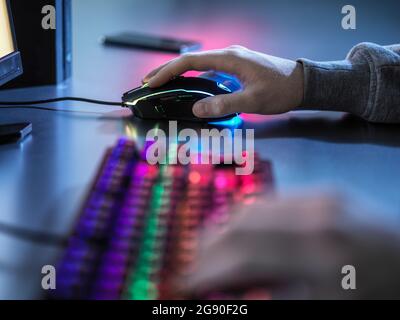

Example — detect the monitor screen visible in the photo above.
[0,0,14,59]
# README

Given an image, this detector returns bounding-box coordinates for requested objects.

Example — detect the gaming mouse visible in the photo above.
[122,72,242,122]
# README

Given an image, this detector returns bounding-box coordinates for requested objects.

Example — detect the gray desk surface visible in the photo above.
[0,0,399,299]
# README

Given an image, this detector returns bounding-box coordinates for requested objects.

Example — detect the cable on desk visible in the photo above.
[0,222,68,247]
[0,97,126,107]
[0,105,106,114]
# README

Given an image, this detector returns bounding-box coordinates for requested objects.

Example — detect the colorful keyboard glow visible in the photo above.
[53,138,273,300]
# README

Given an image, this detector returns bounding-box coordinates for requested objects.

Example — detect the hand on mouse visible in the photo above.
[143,46,304,118]
[175,195,400,299]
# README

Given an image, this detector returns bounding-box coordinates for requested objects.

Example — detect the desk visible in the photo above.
[0,0,399,299]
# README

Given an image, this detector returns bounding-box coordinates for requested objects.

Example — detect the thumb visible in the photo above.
[193,92,248,118]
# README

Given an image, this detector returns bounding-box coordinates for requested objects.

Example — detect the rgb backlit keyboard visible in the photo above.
[52,138,273,300]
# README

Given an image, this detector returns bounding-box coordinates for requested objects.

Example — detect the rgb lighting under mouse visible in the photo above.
[209,115,243,127]
[52,138,273,300]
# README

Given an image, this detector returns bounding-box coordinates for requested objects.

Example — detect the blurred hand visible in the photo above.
[143,46,304,118]
[178,195,400,299]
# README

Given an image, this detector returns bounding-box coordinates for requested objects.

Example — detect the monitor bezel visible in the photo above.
[0,0,23,87]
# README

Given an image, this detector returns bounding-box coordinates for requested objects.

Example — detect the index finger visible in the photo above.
[147,50,242,87]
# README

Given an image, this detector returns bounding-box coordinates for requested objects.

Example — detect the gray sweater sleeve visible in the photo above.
[297,42,400,123]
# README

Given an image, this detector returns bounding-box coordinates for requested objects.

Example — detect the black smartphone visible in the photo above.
[0,122,32,143]
[101,32,201,54]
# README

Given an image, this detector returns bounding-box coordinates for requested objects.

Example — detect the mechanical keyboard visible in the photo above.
[52,137,273,300]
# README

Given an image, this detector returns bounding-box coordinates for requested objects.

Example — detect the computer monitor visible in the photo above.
[0,0,23,87]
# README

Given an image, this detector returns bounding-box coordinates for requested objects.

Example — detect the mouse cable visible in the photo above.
[0,96,126,107]
[0,221,69,247]
[0,105,107,114]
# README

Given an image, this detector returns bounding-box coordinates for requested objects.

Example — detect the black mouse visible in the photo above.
[122,72,242,122]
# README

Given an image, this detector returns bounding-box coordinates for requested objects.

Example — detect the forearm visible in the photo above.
[297,42,400,123]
